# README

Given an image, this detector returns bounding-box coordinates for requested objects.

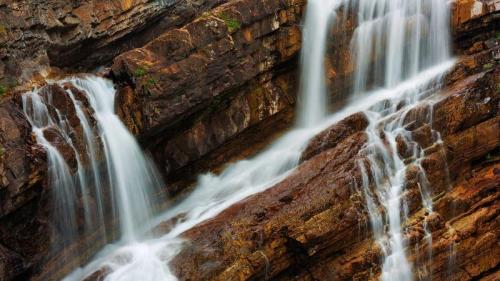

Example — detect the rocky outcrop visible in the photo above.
[0,0,233,87]
[0,0,304,280]
[451,0,499,50]
[0,0,497,280]
[0,95,47,281]
[0,81,112,281]
[0,97,43,217]
[163,38,499,281]
[112,0,304,189]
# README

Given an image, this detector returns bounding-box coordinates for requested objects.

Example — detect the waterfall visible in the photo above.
[351,0,450,93]
[23,76,163,252]
[63,0,455,280]
[296,0,340,127]
[64,1,341,280]
[347,0,452,279]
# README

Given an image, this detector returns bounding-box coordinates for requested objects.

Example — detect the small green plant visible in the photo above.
[134,66,147,78]
[483,63,493,70]
[218,13,241,33]
[0,145,4,159]
[146,77,157,86]
[496,32,500,40]
[0,84,5,97]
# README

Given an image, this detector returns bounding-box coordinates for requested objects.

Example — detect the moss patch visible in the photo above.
[146,77,157,86]
[218,13,241,33]
[134,66,147,78]
[483,63,493,70]
[0,85,5,97]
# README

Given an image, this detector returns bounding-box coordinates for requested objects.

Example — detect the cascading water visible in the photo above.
[352,0,450,281]
[297,0,340,127]
[64,0,455,280]
[347,0,452,279]
[64,1,341,280]
[23,91,81,247]
[23,76,163,254]
[350,0,450,94]
[67,77,163,241]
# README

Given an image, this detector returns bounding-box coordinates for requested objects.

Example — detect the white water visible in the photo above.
[348,0,451,279]
[63,0,454,280]
[297,0,340,127]
[23,91,80,246]
[64,1,342,280]
[67,77,163,241]
[23,77,163,252]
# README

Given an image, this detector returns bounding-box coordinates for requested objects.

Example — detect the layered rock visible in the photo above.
[0,0,497,280]
[0,0,305,280]
[0,0,233,87]
[112,0,304,190]
[164,38,499,281]
[0,81,112,281]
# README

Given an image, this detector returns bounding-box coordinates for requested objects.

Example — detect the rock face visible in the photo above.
[0,0,497,280]
[0,96,47,281]
[166,35,499,281]
[139,0,499,280]
[0,0,304,280]
[111,0,304,190]
[0,0,232,86]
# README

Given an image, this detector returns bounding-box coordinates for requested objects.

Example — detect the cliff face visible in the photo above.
[0,0,230,84]
[0,0,498,280]
[0,0,303,280]
[111,0,303,191]
[166,61,499,281]
[164,1,499,278]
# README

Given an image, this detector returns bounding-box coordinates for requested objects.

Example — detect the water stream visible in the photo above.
[26,0,455,280]
[23,77,164,252]
[347,0,451,279]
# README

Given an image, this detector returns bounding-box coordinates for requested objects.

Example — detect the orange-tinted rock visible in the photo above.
[112,0,304,138]
[0,0,497,280]
[164,67,499,280]
[0,0,228,84]
[158,23,499,281]
[300,112,369,162]
[0,97,43,217]
[111,0,304,187]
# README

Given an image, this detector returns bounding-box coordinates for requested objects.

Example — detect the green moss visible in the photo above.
[483,63,493,70]
[496,32,500,40]
[0,84,5,97]
[0,145,4,159]
[134,66,147,78]
[218,13,241,33]
[146,77,157,86]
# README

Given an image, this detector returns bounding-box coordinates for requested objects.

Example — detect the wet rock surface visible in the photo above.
[111,0,304,192]
[0,0,497,280]
[165,44,499,281]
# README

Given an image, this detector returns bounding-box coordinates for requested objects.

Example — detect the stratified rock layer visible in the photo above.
[166,39,499,281]
[0,0,231,85]
[111,0,304,190]
[0,0,497,280]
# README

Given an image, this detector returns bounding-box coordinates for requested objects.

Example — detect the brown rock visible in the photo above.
[0,0,229,84]
[300,112,369,162]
